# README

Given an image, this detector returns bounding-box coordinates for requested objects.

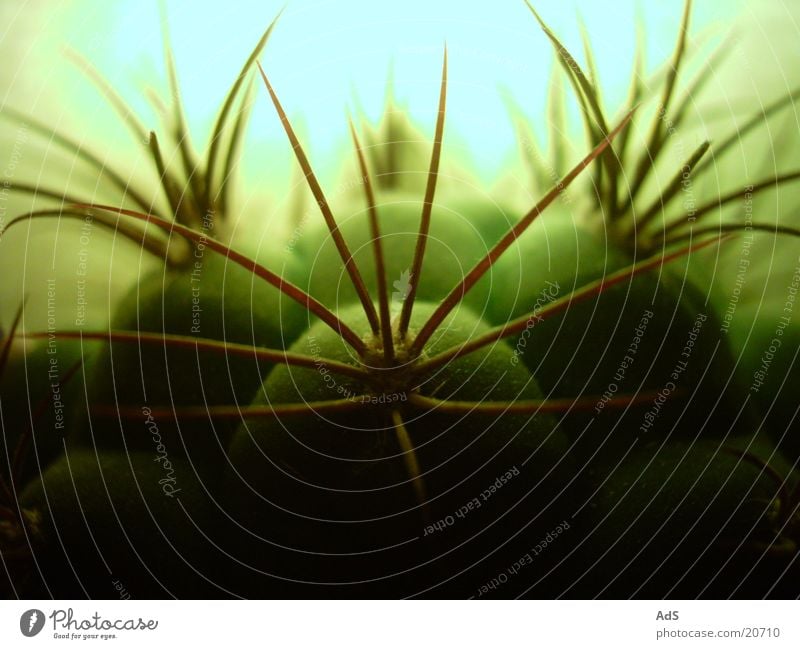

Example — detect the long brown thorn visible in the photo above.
[408,390,666,415]
[14,203,367,353]
[256,62,380,335]
[398,47,448,335]
[0,208,174,264]
[22,329,367,381]
[663,170,800,236]
[664,223,800,246]
[348,117,394,362]
[412,234,727,376]
[409,106,637,357]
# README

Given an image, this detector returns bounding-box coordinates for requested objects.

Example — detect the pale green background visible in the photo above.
[1,0,799,330]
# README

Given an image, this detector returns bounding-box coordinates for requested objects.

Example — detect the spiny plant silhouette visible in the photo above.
[514,0,800,254]
[2,1,800,598]
[4,13,313,470]
[478,0,800,458]
[1,9,278,254]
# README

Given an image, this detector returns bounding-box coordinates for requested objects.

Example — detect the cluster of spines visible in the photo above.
[2,3,800,515]
[515,0,800,250]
